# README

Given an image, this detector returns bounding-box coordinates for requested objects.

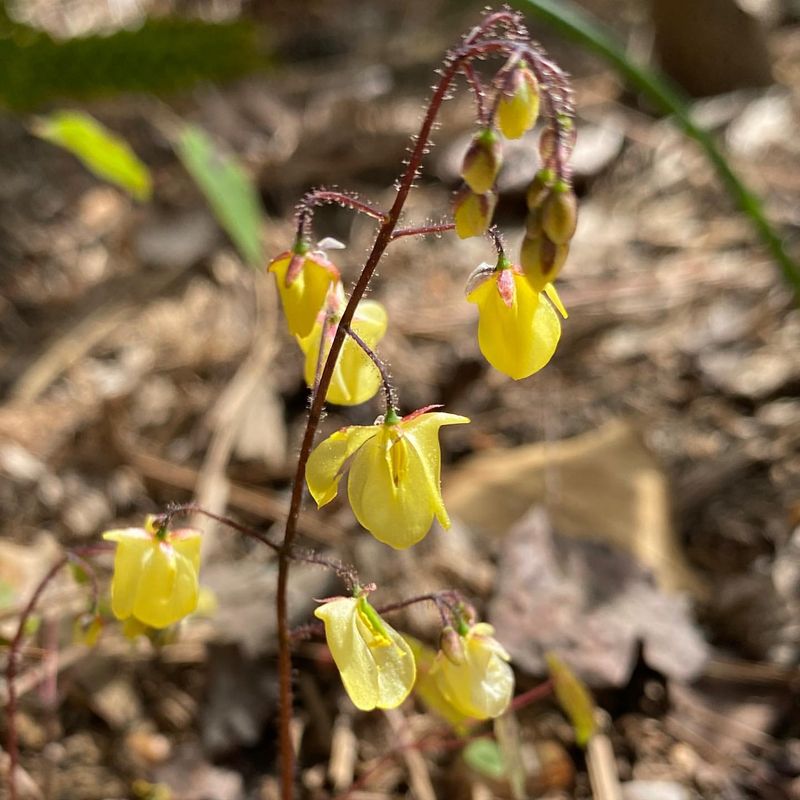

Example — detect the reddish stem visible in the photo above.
[274,26,572,800]
[5,557,69,800]
[390,222,456,241]
[296,189,387,238]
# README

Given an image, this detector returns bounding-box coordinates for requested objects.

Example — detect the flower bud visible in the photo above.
[542,181,578,244]
[496,64,540,139]
[520,233,569,291]
[526,168,554,211]
[460,128,503,194]
[439,626,467,665]
[453,187,497,239]
[539,122,577,168]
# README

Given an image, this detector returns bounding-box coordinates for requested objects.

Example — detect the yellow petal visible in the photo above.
[544,283,568,319]
[347,429,435,548]
[400,412,470,530]
[496,70,540,140]
[468,271,561,380]
[315,597,415,711]
[407,636,474,732]
[132,543,181,629]
[269,254,336,338]
[306,425,378,507]
[108,536,151,621]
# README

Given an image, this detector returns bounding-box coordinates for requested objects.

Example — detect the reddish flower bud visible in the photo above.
[539,123,576,169]
[526,168,554,211]
[460,128,503,194]
[440,626,467,665]
[520,233,570,291]
[542,182,578,244]
[453,186,497,239]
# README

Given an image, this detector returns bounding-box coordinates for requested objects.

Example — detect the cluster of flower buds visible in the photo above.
[521,167,578,291]
[454,59,542,239]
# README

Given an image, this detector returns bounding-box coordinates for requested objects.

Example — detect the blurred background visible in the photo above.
[1,0,799,798]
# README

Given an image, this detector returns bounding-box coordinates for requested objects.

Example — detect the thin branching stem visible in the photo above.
[390,222,456,240]
[342,324,397,413]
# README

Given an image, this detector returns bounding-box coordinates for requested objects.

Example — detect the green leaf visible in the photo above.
[175,125,265,268]
[516,0,800,298]
[33,110,152,201]
[463,738,506,780]
[0,16,266,111]
[546,651,596,747]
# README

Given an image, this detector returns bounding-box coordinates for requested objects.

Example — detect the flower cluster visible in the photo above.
[95,10,577,759]
[268,242,388,407]
[314,593,514,721]
[450,59,576,380]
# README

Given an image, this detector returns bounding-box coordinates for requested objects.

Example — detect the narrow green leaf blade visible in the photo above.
[515,0,800,298]
[175,125,265,269]
[546,651,597,747]
[33,110,152,201]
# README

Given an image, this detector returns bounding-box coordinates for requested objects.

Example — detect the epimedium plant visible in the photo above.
[4,8,579,800]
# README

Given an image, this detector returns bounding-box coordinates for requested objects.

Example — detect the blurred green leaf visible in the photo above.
[463,738,506,780]
[0,16,266,111]
[0,578,15,610]
[175,125,265,268]
[33,110,152,201]
[546,651,597,747]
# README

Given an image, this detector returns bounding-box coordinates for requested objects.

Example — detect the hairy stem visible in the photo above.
[5,557,69,800]
[343,324,397,413]
[296,189,387,238]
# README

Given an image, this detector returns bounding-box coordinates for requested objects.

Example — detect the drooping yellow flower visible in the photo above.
[315,596,416,711]
[297,293,388,406]
[306,408,469,549]
[407,636,474,732]
[102,517,201,629]
[268,247,340,338]
[431,622,514,720]
[466,262,567,380]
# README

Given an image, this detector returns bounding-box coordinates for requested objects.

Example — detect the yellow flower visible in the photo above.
[102,517,201,629]
[306,408,469,549]
[298,294,388,406]
[431,622,514,720]
[268,247,340,338]
[466,262,567,380]
[314,596,416,711]
[496,64,540,139]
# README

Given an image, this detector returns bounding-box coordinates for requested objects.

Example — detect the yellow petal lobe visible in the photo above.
[306,425,378,508]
